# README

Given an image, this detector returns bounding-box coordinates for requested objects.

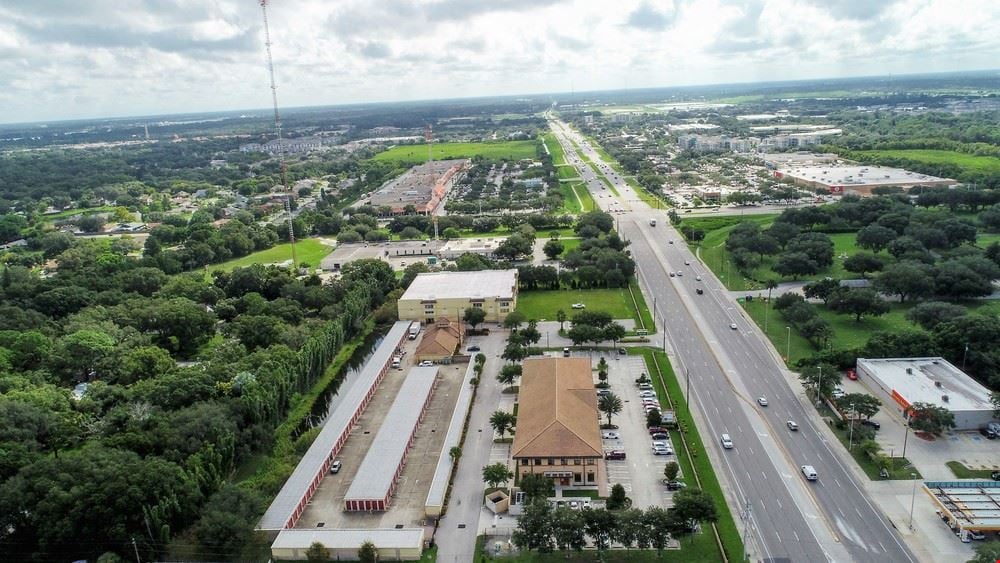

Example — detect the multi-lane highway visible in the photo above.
[548,117,917,562]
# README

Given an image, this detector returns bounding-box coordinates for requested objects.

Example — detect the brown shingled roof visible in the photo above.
[512,357,602,459]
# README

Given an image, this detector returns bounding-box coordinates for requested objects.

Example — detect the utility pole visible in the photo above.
[908,473,919,530]
[815,365,823,407]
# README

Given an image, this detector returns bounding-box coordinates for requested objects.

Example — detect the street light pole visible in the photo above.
[908,473,918,530]
[902,412,911,459]
[815,365,823,407]
[962,343,969,371]
[764,297,769,333]
[785,326,791,362]
[848,404,856,450]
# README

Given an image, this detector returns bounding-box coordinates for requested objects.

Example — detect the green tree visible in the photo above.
[597,357,609,385]
[643,507,673,554]
[606,483,631,510]
[401,262,430,289]
[992,392,1000,419]
[875,261,935,302]
[497,364,522,387]
[582,507,618,551]
[773,251,819,278]
[598,392,623,427]
[646,407,662,428]
[463,307,487,330]
[543,239,564,260]
[489,411,515,439]
[519,473,555,503]
[798,363,841,400]
[664,461,680,482]
[670,487,718,537]
[567,323,603,347]
[550,507,585,552]
[305,542,329,563]
[906,301,966,330]
[802,278,840,304]
[501,341,528,363]
[908,402,956,435]
[835,393,882,420]
[449,446,462,463]
[513,498,554,552]
[856,225,897,253]
[614,508,647,550]
[602,323,627,347]
[843,252,884,278]
[482,462,514,489]
[969,540,1000,563]
[357,540,377,563]
[194,485,266,561]
[503,311,527,330]
[827,288,890,322]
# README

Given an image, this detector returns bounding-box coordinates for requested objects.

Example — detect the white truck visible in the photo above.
[649,219,657,227]
[408,322,420,340]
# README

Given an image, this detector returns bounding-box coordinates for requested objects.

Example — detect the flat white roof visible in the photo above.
[272,528,424,550]
[258,321,411,530]
[780,165,954,187]
[426,361,477,510]
[344,366,438,503]
[927,481,1000,530]
[858,358,993,412]
[400,269,517,301]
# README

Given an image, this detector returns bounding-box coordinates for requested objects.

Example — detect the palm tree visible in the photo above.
[490,410,514,439]
[765,279,779,301]
[598,392,623,427]
[449,446,462,464]
[556,309,567,331]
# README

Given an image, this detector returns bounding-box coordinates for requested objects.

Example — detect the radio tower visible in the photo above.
[426,124,439,239]
[259,0,298,269]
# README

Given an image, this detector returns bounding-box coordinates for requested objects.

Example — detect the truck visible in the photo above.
[408,322,420,340]
[649,219,657,227]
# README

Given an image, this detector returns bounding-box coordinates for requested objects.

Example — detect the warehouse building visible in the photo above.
[257,321,411,534]
[397,269,518,325]
[512,357,606,494]
[773,165,955,195]
[271,529,424,561]
[856,358,997,430]
[344,366,438,511]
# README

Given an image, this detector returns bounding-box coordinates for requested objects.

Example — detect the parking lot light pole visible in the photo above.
[908,473,918,530]
[902,412,911,459]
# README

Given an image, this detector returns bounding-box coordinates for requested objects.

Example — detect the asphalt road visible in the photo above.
[549,117,917,563]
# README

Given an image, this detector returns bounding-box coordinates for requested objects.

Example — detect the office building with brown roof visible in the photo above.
[511,357,606,494]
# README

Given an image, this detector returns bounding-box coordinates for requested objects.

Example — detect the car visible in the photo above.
[676,271,683,276]
[644,405,660,413]
[418,361,435,367]
[605,450,626,460]
[696,288,704,295]
[329,460,342,474]
[801,465,818,481]
[696,275,702,281]
[571,303,586,309]
[720,434,734,449]
[669,272,675,277]
[684,260,690,265]
[647,426,667,435]
[637,381,653,389]
[980,427,998,439]
[602,431,621,440]
[618,347,627,355]
[992,471,1000,481]
[730,323,738,330]
[466,345,481,352]
[664,480,687,491]
[860,419,881,430]
[638,390,657,398]
[596,389,611,396]
[669,240,674,244]
[846,369,858,381]
[569,501,579,509]
[651,432,668,440]
[787,420,799,431]
[652,446,673,455]
[968,530,987,541]
[757,397,768,407]
[651,440,670,448]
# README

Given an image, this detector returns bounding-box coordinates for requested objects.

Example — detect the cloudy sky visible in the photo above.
[0,0,996,123]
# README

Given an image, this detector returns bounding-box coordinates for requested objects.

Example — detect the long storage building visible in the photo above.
[344,366,438,511]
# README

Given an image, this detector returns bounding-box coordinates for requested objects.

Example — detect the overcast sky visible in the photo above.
[0,0,997,124]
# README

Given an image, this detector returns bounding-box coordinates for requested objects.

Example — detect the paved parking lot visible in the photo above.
[601,351,681,510]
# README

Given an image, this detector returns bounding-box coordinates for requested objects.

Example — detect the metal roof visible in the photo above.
[400,269,517,301]
[272,528,424,550]
[426,361,477,510]
[927,481,1000,531]
[258,321,411,531]
[344,366,438,503]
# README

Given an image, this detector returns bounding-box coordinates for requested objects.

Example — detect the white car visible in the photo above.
[651,440,671,449]
[571,303,586,309]
[757,397,768,407]
[602,431,621,440]
[652,445,674,455]
[730,323,738,330]
[787,420,799,431]
[696,275,702,281]
[418,361,435,367]
[684,260,690,265]
[676,271,683,277]
[638,390,657,398]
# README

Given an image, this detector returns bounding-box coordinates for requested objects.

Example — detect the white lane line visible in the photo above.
[855,507,863,518]
[777,498,782,509]
[775,531,782,543]
[838,507,845,518]
[793,531,799,542]
[878,541,886,553]
[761,471,767,481]
[834,478,842,488]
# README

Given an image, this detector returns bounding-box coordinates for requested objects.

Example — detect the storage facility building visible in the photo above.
[271,529,424,561]
[257,321,411,533]
[344,366,438,511]
[856,357,997,431]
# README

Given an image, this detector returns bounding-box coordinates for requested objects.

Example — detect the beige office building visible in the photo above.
[397,269,518,325]
[512,357,607,495]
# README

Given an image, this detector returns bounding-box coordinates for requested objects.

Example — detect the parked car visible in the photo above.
[605,450,626,460]
[418,361,435,367]
[602,431,621,439]
[329,460,342,474]
[992,471,1000,481]
[664,480,687,491]
[981,426,998,439]
[860,419,881,430]
[676,271,683,277]
[638,382,653,390]
[652,445,674,455]
[618,347,627,355]
[684,260,690,265]
[651,432,669,440]
[787,420,799,431]
[466,345,481,352]
[638,390,657,398]
[757,397,768,407]
[846,369,858,381]
[647,426,668,435]
[571,303,586,309]
[651,440,670,448]
[696,275,702,281]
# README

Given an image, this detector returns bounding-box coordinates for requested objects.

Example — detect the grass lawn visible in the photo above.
[561,489,602,498]
[207,238,333,274]
[631,347,744,562]
[686,214,778,291]
[371,140,539,163]
[558,238,583,255]
[855,149,1000,175]
[559,181,595,214]
[543,132,567,166]
[946,461,999,479]
[516,288,634,322]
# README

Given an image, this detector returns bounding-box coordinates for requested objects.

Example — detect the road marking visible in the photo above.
[793,531,799,542]
[774,531,782,543]
[838,507,845,518]
[834,478,842,488]
[761,471,767,481]
[777,498,782,509]
[878,541,886,552]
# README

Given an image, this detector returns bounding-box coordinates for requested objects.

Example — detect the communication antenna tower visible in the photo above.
[259,0,298,268]
[426,124,439,239]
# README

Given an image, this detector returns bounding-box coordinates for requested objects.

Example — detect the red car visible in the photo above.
[647,426,668,435]
[846,369,858,381]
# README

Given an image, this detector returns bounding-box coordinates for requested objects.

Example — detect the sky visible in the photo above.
[0,0,997,124]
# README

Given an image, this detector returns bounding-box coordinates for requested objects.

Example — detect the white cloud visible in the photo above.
[0,0,996,123]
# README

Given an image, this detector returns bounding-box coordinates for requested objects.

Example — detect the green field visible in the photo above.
[542,132,567,166]
[685,214,779,290]
[41,205,116,221]
[855,149,1000,174]
[207,238,333,274]
[559,181,596,213]
[516,285,646,328]
[371,141,538,163]
[946,461,998,479]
